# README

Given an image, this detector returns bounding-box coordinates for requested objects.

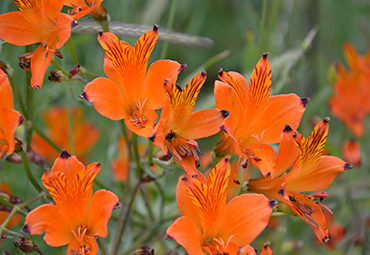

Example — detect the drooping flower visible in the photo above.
[81,27,185,138]
[343,140,361,167]
[247,118,352,242]
[32,106,99,163]
[22,150,119,255]
[150,71,229,177]
[214,53,307,178]
[0,70,23,158]
[329,42,370,137]
[166,157,273,255]
[0,0,83,88]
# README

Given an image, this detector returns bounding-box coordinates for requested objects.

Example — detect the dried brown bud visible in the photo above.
[68,64,81,79]
[13,237,36,253]
[18,52,34,71]
[135,245,154,255]
[48,70,65,83]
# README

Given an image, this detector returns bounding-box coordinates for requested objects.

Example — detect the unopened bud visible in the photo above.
[135,245,154,255]
[68,64,81,79]
[18,52,34,71]
[13,237,35,253]
[14,138,23,153]
[1,234,7,239]
[48,70,65,83]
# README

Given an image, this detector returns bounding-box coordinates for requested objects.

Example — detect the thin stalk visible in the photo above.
[160,0,178,59]
[148,139,154,165]
[274,216,289,255]
[120,120,132,160]
[67,38,79,65]
[65,85,75,155]
[7,68,29,119]
[111,180,141,255]
[19,150,43,193]
[31,121,62,152]
[259,0,268,53]
[140,186,155,222]
[131,133,143,174]
[80,66,98,79]
[1,228,24,238]
[0,206,19,229]
[25,45,34,146]
[17,191,46,208]
[154,180,165,222]
[0,196,27,217]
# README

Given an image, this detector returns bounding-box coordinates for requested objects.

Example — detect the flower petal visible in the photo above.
[87,189,119,237]
[67,236,98,255]
[1,108,22,155]
[50,153,85,181]
[43,0,65,20]
[275,125,299,177]
[30,45,54,88]
[55,13,73,49]
[124,108,157,138]
[217,194,272,247]
[166,216,206,255]
[246,143,276,178]
[84,77,130,120]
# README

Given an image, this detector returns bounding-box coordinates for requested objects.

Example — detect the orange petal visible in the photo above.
[0,12,48,46]
[239,245,258,255]
[67,236,98,255]
[287,155,348,192]
[260,242,273,255]
[84,77,130,120]
[1,108,22,155]
[176,109,227,140]
[124,108,157,138]
[43,0,64,20]
[214,132,242,157]
[245,144,276,178]
[151,118,167,154]
[55,13,73,49]
[343,42,361,73]
[30,45,54,88]
[0,70,14,109]
[179,156,203,179]
[166,216,206,255]
[275,125,299,177]
[24,204,73,247]
[217,194,272,247]
[87,189,119,237]
[49,152,85,181]
[143,60,183,110]
[164,71,206,130]
[343,140,361,167]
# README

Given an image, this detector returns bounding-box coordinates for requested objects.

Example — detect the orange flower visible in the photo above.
[0,0,80,88]
[214,53,307,178]
[110,136,129,182]
[240,242,273,255]
[22,150,119,255]
[0,70,23,158]
[248,118,352,242]
[0,182,22,229]
[150,71,229,177]
[64,0,106,20]
[81,27,185,138]
[166,157,272,255]
[343,140,361,167]
[329,42,370,137]
[32,106,99,163]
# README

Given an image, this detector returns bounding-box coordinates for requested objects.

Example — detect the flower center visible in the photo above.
[70,226,92,255]
[165,131,200,163]
[127,99,148,128]
[204,236,234,255]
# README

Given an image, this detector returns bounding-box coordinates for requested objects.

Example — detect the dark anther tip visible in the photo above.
[265,172,271,177]
[221,110,230,118]
[293,130,298,137]
[218,68,224,76]
[164,78,170,85]
[344,163,353,170]
[323,117,330,123]
[165,234,174,241]
[19,116,25,126]
[60,149,71,159]
[179,64,188,73]
[323,236,329,243]
[153,24,159,31]
[20,225,30,234]
[98,31,103,36]
[233,179,240,185]
[283,124,293,132]
[71,20,79,28]
[113,202,121,210]
[181,175,188,182]
[175,83,182,91]
[277,187,284,197]
[301,97,310,107]
[263,52,270,59]
[96,162,101,167]
[201,70,207,76]
[224,155,230,162]
[254,248,259,255]
[220,125,228,134]
[263,241,271,248]
[192,173,198,178]
[33,85,40,90]
[79,92,88,100]
[269,200,278,208]
[148,134,155,142]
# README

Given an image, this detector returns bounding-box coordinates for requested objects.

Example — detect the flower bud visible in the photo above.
[48,70,65,83]
[18,52,34,71]
[13,237,35,253]
[135,245,154,255]
[68,64,81,79]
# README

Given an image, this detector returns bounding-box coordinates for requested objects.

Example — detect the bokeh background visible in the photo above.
[0,0,369,254]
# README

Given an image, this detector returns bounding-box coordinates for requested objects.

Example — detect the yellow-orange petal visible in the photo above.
[166,216,206,255]
[24,204,73,246]
[260,242,273,255]
[176,109,227,140]
[0,70,14,109]
[217,194,272,247]
[55,13,73,49]
[287,155,348,192]
[343,140,361,167]
[0,12,48,46]
[87,189,119,237]
[1,107,22,155]
[84,77,130,120]
[275,125,299,177]
[30,45,54,88]
[143,60,183,110]
[124,108,157,138]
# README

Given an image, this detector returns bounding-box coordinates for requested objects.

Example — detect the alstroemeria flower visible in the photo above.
[167,157,272,255]
[0,0,79,88]
[248,118,352,242]
[329,42,370,137]
[0,70,23,158]
[81,27,185,138]
[214,53,307,178]
[22,150,119,255]
[64,0,105,20]
[343,140,361,167]
[150,71,229,177]
[240,242,273,255]
[31,106,99,163]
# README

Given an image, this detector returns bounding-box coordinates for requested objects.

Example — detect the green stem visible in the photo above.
[274,216,289,255]
[1,228,24,238]
[132,133,143,174]
[148,139,154,166]
[17,191,46,208]
[25,45,34,146]
[111,180,141,255]
[80,66,98,79]
[0,196,27,217]
[67,38,79,65]
[18,150,43,193]
[154,180,164,223]
[7,68,29,119]
[31,121,62,152]
[52,59,69,75]
[65,85,75,155]
[160,0,178,59]
[259,0,268,53]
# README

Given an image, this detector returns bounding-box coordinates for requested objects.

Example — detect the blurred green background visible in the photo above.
[0,0,369,254]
